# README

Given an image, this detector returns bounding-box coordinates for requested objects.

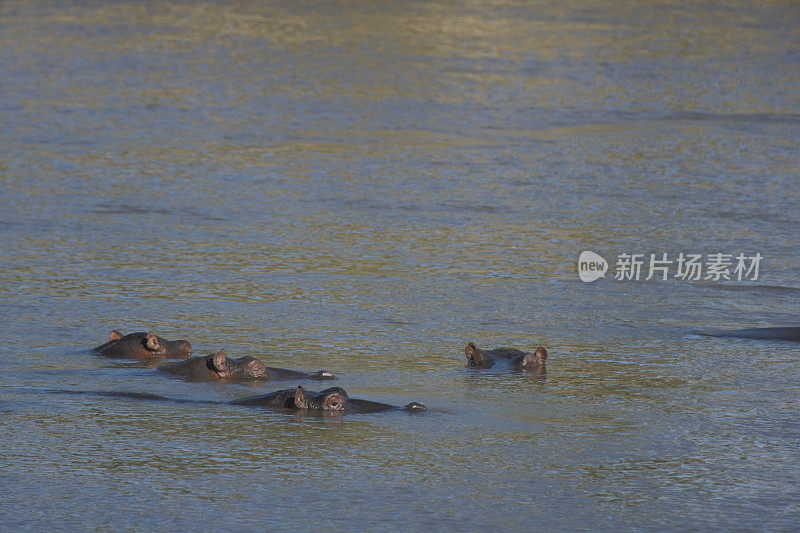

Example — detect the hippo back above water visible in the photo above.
[465,342,548,372]
[92,330,192,360]
[708,327,800,342]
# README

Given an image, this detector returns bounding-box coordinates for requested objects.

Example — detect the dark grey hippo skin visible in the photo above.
[92,330,192,360]
[709,327,800,342]
[465,342,548,372]
[158,350,335,382]
[231,386,426,414]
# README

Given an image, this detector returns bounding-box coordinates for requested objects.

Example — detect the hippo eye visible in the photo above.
[326,396,345,411]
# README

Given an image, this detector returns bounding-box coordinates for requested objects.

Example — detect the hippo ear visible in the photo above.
[211,350,227,372]
[294,386,309,409]
[145,332,162,351]
[465,342,477,359]
[522,347,548,367]
[109,330,124,341]
[465,342,483,365]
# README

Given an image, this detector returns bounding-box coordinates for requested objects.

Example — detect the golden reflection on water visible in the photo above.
[6,0,793,113]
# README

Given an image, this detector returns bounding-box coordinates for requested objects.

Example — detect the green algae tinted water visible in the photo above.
[1,1,799,529]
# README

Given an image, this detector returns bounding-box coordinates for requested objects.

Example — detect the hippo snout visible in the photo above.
[405,402,427,413]
[176,340,192,357]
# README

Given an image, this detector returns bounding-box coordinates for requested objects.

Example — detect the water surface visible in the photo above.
[2,0,800,530]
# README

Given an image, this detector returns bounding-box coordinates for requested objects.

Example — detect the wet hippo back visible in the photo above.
[92,330,192,360]
[263,367,336,381]
[713,327,800,342]
[346,397,427,414]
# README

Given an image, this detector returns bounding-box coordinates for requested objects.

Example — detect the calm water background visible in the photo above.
[2,0,800,530]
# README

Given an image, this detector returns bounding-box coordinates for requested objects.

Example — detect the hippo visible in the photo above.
[708,327,800,342]
[465,342,548,371]
[48,387,426,416]
[231,386,426,414]
[92,330,192,360]
[158,350,266,381]
[157,350,335,382]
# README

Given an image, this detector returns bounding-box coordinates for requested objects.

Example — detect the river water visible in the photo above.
[2,1,799,530]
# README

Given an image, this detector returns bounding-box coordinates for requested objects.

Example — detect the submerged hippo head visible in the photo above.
[206,350,268,380]
[465,342,548,370]
[94,330,192,360]
[231,386,425,414]
[158,350,267,381]
[233,386,348,411]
